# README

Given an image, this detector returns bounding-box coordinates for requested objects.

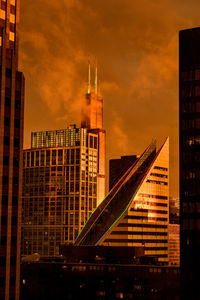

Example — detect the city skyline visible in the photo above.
[1,0,199,299]
[18,0,200,198]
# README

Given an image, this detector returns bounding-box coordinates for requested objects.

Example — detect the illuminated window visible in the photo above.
[10,13,15,24]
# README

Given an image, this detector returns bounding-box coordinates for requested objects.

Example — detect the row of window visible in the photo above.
[134,200,168,207]
[104,238,168,243]
[125,215,168,222]
[150,173,168,179]
[139,193,168,200]
[182,151,200,162]
[131,208,168,215]
[183,169,200,179]
[182,101,200,113]
[182,118,200,129]
[111,231,167,236]
[118,223,168,229]
[31,128,82,149]
[23,148,98,168]
[146,179,168,186]
[182,85,200,98]
[182,69,200,82]
[184,136,200,146]
[154,166,168,172]
[31,129,98,150]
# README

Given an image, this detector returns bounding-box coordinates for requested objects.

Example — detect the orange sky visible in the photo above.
[19,0,200,197]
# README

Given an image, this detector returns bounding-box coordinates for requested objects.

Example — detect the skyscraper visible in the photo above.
[22,125,99,256]
[75,138,169,265]
[81,63,106,204]
[179,27,200,298]
[0,0,25,299]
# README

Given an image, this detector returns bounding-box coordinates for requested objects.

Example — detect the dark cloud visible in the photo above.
[19,0,200,197]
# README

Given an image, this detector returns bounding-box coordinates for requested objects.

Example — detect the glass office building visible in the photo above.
[75,139,169,265]
[22,125,99,256]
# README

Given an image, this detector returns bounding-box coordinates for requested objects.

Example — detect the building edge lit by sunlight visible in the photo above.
[75,138,169,265]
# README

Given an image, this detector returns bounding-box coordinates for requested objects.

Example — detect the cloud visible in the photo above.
[110,111,129,155]
[20,0,200,196]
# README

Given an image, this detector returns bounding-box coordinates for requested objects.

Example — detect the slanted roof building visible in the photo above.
[74,138,169,264]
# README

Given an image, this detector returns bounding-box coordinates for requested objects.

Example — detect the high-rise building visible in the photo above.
[179,27,200,298]
[109,155,138,191]
[81,63,106,204]
[0,0,25,299]
[75,138,169,265]
[22,125,99,256]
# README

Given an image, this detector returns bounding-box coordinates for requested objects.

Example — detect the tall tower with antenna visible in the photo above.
[81,61,103,129]
[81,62,105,205]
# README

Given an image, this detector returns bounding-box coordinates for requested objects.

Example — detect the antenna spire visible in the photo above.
[88,60,91,94]
[95,62,98,94]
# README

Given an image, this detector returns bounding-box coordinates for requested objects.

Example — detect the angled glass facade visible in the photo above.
[75,139,169,265]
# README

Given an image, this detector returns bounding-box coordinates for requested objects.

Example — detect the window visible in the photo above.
[36,151,39,166]
[195,86,200,97]
[70,197,74,210]
[31,152,34,167]
[195,70,200,80]
[71,149,75,164]
[46,150,50,165]
[182,85,194,97]
[94,137,98,149]
[90,136,93,148]
[52,150,56,165]
[75,212,79,225]
[186,136,200,146]
[73,197,78,211]
[58,149,63,165]
[40,151,44,166]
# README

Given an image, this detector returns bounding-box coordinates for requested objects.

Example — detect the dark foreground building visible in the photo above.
[179,27,200,299]
[21,257,180,300]
[0,1,25,299]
